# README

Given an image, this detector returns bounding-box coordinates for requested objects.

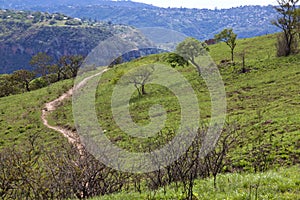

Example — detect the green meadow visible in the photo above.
[48,33,299,168]
[0,33,299,199]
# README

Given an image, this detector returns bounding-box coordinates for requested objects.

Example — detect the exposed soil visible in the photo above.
[41,69,108,154]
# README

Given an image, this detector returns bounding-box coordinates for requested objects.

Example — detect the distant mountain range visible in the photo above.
[0,9,134,73]
[0,0,280,40]
[0,0,154,9]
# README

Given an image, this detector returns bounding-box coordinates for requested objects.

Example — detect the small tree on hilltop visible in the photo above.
[272,0,300,56]
[176,37,209,76]
[125,65,155,96]
[214,28,237,62]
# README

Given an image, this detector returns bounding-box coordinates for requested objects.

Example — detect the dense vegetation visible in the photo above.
[0,9,132,73]
[0,53,86,97]
[0,1,280,40]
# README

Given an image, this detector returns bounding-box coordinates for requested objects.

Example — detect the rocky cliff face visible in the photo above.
[0,24,116,73]
[0,10,131,73]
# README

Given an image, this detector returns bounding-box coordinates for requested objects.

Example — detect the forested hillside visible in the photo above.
[0,9,131,73]
[0,0,280,40]
[0,0,153,9]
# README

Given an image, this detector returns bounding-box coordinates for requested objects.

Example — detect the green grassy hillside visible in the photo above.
[94,166,300,200]
[0,33,299,199]
[0,79,73,148]
[89,34,299,199]
[210,34,277,63]
[48,33,300,169]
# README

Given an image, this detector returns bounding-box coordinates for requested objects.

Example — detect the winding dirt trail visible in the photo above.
[41,68,108,154]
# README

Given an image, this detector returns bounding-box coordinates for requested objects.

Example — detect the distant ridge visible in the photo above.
[0,0,280,40]
[0,0,154,9]
[0,9,132,73]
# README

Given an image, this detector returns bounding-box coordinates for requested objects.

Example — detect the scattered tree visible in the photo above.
[12,69,35,91]
[59,55,85,78]
[0,74,18,97]
[214,28,237,62]
[0,53,86,97]
[125,65,155,96]
[176,37,209,76]
[48,64,64,82]
[109,56,123,68]
[272,0,300,56]
[29,52,53,84]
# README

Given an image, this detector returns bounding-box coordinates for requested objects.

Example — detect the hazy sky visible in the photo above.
[132,0,278,9]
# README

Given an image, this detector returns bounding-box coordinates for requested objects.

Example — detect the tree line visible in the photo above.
[0,53,85,97]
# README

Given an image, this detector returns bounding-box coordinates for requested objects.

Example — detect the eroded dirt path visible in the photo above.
[41,68,108,154]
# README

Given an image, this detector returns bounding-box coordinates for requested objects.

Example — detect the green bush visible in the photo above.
[65,19,82,26]
[29,77,48,90]
[49,20,56,25]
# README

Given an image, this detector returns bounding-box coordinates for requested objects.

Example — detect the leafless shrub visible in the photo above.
[0,135,128,199]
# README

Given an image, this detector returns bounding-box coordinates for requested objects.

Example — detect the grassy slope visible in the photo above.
[0,79,73,149]
[48,34,299,198]
[210,34,300,168]
[1,33,299,198]
[94,166,300,200]
[48,33,300,165]
[210,34,277,63]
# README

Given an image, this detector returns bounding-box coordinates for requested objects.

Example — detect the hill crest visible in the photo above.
[0,1,280,40]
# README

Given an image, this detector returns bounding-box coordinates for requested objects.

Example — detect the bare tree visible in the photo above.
[126,64,155,96]
[203,123,242,189]
[272,0,300,56]
[0,135,127,199]
[44,145,127,199]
